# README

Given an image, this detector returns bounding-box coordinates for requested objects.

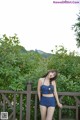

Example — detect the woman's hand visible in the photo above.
[57,102,62,108]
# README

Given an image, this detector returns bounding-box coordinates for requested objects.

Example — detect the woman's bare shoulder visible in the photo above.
[38,78,44,86]
[38,78,44,82]
[52,80,56,86]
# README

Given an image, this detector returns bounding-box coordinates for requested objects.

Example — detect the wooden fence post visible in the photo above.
[26,81,32,120]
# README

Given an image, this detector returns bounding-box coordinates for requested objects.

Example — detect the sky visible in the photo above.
[0,0,80,54]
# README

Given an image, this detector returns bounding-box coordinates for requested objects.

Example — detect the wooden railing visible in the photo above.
[0,82,80,120]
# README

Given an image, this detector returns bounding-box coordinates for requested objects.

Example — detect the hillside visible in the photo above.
[30,49,52,58]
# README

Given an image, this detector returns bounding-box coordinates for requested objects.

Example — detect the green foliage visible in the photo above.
[0,34,44,90]
[72,10,80,47]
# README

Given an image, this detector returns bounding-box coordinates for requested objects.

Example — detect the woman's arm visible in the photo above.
[53,81,62,108]
[37,78,42,101]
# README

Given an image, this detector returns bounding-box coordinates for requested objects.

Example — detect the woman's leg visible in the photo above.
[46,107,55,120]
[40,105,47,120]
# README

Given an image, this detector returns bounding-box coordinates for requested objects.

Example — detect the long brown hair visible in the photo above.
[42,69,58,84]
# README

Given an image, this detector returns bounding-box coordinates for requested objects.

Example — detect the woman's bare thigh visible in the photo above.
[46,107,55,120]
[40,105,47,120]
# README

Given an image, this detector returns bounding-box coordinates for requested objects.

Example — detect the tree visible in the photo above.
[0,34,45,90]
[72,10,80,47]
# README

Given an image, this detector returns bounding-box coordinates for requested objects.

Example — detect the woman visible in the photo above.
[37,69,62,120]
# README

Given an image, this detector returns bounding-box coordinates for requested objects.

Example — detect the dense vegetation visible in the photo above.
[72,10,80,47]
[0,34,80,119]
[0,34,80,91]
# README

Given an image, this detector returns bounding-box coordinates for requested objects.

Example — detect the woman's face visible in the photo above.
[48,72,56,79]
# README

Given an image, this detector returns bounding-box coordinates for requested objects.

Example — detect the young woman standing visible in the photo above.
[37,70,62,120]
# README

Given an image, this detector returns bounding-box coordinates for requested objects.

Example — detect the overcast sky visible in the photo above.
[0,0,80,54]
